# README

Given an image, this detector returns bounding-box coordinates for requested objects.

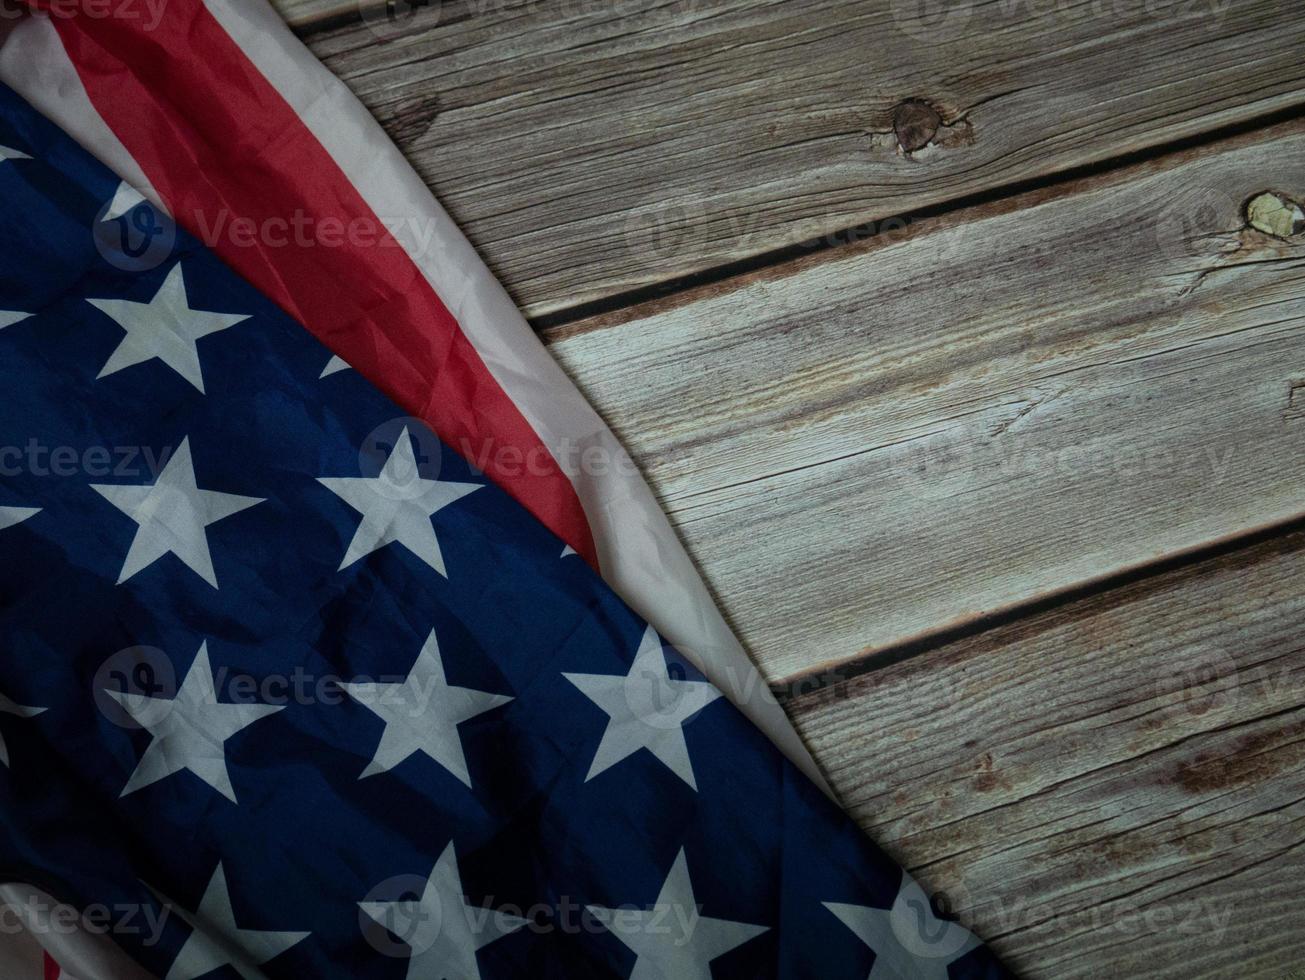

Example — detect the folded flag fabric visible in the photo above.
[0,0,826,796]
[0,6,1012,980]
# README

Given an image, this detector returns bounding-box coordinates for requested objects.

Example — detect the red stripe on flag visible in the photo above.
[43,952,59,980]
[36,0,597,566]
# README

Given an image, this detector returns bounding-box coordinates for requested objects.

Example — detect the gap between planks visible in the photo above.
[772,510,1305,702]
[542,111,1305,342]
[782,525,1305,978]
[544,117,1305,687]
[281,0,1305,319]
[535,102,1305,333]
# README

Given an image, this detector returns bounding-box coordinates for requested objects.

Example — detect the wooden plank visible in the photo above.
[784,526,1305,979]
[546,123,1305,683]
[277,0,349,27]
[277,0,1305,317]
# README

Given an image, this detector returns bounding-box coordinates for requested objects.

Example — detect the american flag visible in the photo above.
[0,4,1011,978]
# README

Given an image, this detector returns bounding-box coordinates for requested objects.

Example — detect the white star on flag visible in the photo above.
[564,625,722,790]
[91,436,263,588]
[0,507,40,532]
[320,354,350,377]
[87,262,249,393]
[0,311,31,329]
[360,841,526,980]
[318,426,480,577]
[824,875,980,980]
[108,641,283,802]
[588,849,767,980]
[0,691,46,768]
[0,145,30,161]
[343,628,513,786]
[102,180,147,221]
[156,863,309,980]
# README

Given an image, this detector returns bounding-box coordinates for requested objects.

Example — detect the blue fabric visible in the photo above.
[0,82,1010,980]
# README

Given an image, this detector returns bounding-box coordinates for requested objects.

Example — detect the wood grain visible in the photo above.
[784,526,1305,979]
[547,122,1305,684]
[275,0,1305,318]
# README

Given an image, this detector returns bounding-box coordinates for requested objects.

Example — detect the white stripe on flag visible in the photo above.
[0,883,158,980]
[0,17,165,218]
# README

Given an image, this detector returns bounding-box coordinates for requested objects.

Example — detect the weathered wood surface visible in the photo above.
[272,7,1305,977]
[547,122,1305,685]
[271,0,1305,318]
[785,526,1305,979]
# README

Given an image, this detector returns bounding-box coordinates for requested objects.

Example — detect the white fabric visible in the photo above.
[0,883,159,979]
[0,16,163,213]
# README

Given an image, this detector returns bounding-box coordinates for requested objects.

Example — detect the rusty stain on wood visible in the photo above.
[1171,721,1305,794]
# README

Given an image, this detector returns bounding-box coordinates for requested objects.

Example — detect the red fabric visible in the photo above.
[37,0,598,566]
[42,952,59,980]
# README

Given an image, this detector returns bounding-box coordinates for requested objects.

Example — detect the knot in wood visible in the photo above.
[1245,191,1304,238]
[893,99,942,153]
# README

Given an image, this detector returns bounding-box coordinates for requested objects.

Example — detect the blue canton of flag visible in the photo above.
[0,82,1010,980]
